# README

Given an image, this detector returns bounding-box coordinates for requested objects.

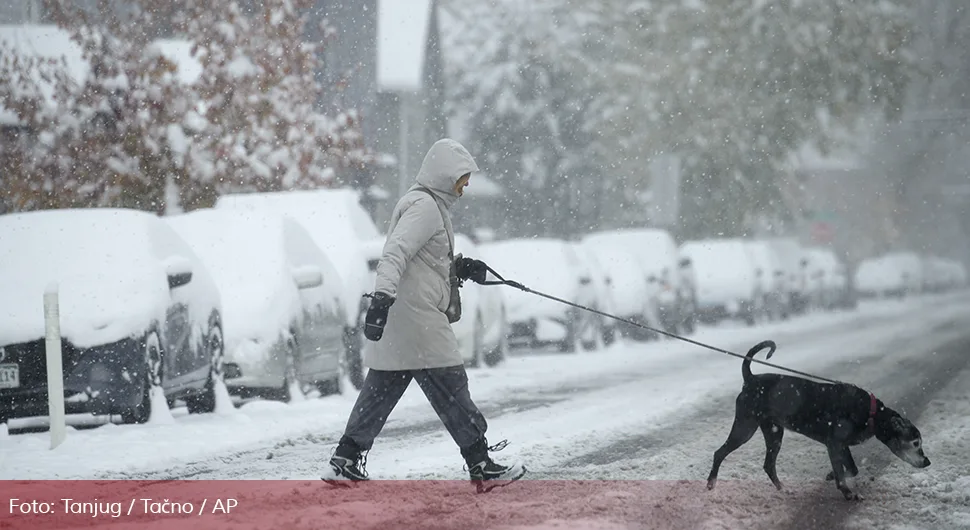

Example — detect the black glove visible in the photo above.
[455,256,489,285]
[363,292,395,342]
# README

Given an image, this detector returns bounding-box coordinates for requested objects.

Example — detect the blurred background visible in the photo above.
[1,0,967,270]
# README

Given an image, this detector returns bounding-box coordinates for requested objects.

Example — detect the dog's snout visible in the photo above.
[921,457,931,468]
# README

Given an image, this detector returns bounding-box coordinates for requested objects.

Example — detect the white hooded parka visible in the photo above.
[366,139,480,370]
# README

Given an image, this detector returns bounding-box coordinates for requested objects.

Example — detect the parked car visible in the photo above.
[855,251,925,299]
[0,208,223,427]
[767,237,810,315]
[742,239,789,321]
[454,234,509,367]
[679,238,761,326]
[166,208,347,402]
[855,255,904,299]
[571,242,619,346]
[216,188,379,390]
[803,247,853,311]
[579,236,661,341]
[479,238,600,352]
[584,228,696,335]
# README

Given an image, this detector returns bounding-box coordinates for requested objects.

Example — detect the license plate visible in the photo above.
[0,363,19,389]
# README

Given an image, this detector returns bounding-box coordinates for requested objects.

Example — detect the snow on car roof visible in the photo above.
[0,209,172,347]
[165,208,303,346]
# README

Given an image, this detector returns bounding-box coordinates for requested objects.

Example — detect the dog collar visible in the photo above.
[868,393,878,434]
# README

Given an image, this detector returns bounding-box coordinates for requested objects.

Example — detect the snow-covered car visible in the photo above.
[479,238,600,352]
[855,252,924,299]
[803,247,852,310]
[454,234,508,367]
[166,208,347,402]
[743,239,789,321]
[571,241,619,345]
[215,188,380,390]
[679,238,762,326]
[0,209,223,427]
[583,228,696,335]
[766,237,810,315]
[854,256,902,299]
[579,236,660,341]
[921,255,968,293]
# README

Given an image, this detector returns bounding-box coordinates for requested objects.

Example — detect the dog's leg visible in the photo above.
[760,421,784,490]
[707,415,759,490]
[826,443,862,501]
[825,447,859,481]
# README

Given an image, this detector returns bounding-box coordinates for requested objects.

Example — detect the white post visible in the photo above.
[44,283,66,449]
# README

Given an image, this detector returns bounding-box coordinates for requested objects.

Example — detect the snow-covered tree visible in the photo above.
[442,0,622,238]
[0,0,194,214]
[174,0,372,211]
[608,0,919,238]
[443,0,919,240]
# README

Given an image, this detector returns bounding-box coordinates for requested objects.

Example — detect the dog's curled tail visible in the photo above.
[742,340,777,383]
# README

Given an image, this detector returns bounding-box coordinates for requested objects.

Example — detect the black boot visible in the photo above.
[461,438,527,493]
[321,436,370,485]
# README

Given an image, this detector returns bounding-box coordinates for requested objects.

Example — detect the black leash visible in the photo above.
[480,265,843,385]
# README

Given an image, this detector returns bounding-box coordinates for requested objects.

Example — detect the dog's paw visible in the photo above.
[842,491,863,501]
[706,479,717,491]
[826,471,835,481]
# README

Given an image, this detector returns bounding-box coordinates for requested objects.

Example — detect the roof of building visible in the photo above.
[376,0,433,93]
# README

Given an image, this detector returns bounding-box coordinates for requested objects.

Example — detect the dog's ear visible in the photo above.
[890,416,907,433]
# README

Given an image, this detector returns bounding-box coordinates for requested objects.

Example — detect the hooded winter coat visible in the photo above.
[366,139,481,370]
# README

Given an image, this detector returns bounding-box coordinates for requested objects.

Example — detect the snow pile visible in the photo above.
[213,377,238,416]
[148,386,175,426]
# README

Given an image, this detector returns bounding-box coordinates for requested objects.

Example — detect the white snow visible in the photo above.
[215,189,382,328]
[165,209,303,357]
[0,209,173,347]
[478,238,586,322]
[3,292,968,484]
[376,0,433,92]
[0,24,87,124]
[681,239,760,306]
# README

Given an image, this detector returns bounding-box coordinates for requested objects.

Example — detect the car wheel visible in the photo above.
[559,310,581,353]
[186,324,223,415]
[121,331,163,424]
[316,345,346,397]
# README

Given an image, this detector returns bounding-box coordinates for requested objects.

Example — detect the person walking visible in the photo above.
[321,138,527,493]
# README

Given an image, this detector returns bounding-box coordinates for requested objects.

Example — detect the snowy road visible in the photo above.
[3,292,970,529]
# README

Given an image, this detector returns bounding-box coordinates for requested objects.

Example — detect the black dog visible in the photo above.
[706,340,930,501]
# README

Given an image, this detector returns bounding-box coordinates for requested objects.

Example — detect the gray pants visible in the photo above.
[341,366,487,452]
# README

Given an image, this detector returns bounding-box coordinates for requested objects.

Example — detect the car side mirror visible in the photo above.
[647,275,657,283]
[164,256,193,289]
[293,265,324,290]
[579,276,592,286]
[679,257,692,268]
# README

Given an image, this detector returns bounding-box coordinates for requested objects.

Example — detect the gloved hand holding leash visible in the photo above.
[363,256,491,343]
